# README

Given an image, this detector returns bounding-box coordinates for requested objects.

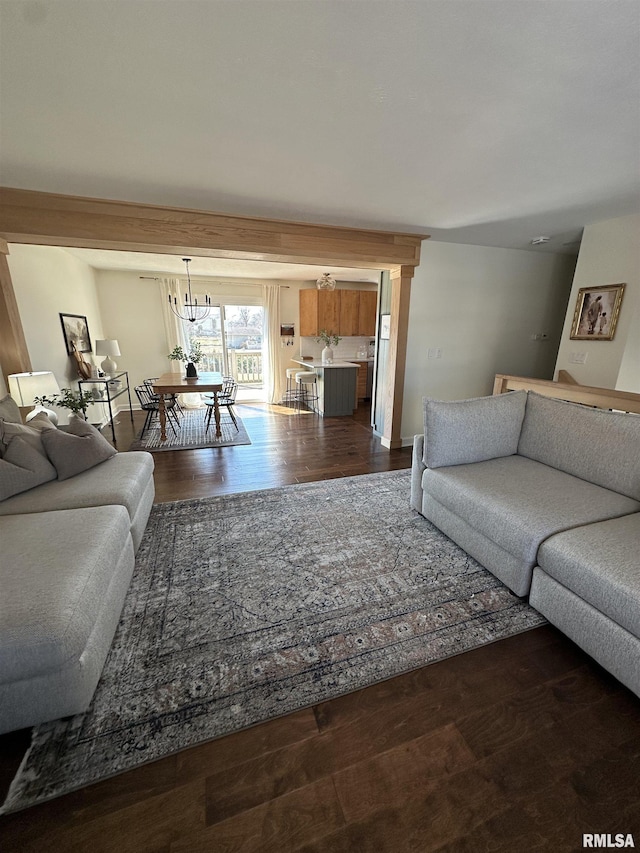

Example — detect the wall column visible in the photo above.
[0,240,31,388]
[381,264,414,449]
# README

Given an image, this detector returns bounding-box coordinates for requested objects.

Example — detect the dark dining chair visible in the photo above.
[204,377,239,432]
[143,378,184,415]
[134,384,180,438]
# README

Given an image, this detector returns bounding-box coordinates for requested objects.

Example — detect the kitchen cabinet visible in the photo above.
[299,288,377,337]
[299,290,341,337]
[358,290,377,336]
[352,361,370,401]
[339,290,359,336]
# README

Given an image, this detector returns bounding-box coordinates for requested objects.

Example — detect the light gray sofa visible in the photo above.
[0,398,154,733]
[411,390,640,697]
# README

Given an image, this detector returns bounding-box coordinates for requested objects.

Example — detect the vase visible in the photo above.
[185,362,198,378]
[321,346,333,364]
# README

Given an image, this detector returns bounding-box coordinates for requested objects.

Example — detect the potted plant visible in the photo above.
[316,330,341,364]
[34,387,95,419]
[167,342,204,378]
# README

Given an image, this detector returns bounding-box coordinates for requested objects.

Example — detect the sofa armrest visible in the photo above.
[411,435,426,511]
[423,391,527,468]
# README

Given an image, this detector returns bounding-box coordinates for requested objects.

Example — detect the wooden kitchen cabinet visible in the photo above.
[339,290,359,336]
[300,290,341,336]
[299,287,377,337]
[358,290,377,336]
[299,289,319,336]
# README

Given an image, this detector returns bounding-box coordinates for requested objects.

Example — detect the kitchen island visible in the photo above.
[291,358,359,416]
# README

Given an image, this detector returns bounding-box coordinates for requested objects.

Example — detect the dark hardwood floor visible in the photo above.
[1,403,639,852]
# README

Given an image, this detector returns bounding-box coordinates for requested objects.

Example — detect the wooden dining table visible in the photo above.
[152,371,224,442]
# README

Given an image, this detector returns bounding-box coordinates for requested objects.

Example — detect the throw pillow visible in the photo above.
[0,412,56,458]
[423,390,528,468]
[41,416,117,480]
[0,436,57,500]
[0,394,22,425]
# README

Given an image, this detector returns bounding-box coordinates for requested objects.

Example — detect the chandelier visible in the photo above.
[316,272,336,290]
[168,258,211,323]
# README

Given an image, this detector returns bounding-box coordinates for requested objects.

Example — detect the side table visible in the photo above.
[78,371,134,444]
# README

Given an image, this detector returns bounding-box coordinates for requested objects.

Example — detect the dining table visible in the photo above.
[152,371,224,441]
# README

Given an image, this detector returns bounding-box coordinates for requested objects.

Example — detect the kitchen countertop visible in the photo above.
[292,358,359,369]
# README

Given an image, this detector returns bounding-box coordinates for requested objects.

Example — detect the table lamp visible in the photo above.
[95,340,121,376]
[8,371,61,425]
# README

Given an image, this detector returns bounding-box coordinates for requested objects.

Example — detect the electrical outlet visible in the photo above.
[427,348,442,359]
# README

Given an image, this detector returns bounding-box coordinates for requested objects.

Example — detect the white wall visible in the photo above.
[554,213,640,391]
[401,241,575,441]
[95,271,168,391]
[7,244,108,422]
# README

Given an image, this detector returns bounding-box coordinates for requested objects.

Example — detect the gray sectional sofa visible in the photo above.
[0,396,154,733]
[411,390,640,698]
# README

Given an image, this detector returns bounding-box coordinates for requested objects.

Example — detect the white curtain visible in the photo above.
[159,277,201,408]
[262,284,283,404]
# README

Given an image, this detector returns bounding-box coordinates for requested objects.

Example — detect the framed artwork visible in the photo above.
[569,284,625,341]
[380,313,391,340]
[60,313,92,354]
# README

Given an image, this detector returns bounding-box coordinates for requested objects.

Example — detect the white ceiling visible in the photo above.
[1,0,639,260]
[62,248,380,282]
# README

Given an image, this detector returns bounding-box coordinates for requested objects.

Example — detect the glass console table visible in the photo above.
[78,371,134,444]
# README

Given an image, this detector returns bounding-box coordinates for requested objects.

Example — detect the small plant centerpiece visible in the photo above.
[167,342,204,378]
[316,330,341,364]
[34,387,95,420]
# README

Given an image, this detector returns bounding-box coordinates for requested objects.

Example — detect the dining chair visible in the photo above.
[143,378,184,415]
[204,377,239,432]
[134,384,180,437]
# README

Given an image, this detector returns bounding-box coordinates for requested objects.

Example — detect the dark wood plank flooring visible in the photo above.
[1,403,639,852]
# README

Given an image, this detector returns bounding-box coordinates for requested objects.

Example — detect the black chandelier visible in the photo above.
[168,258,211,323]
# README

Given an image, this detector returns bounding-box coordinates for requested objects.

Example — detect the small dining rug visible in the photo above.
[128,406,251,451]
[2,470,545,814]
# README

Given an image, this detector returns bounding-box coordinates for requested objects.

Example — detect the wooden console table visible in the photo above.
[152,371,224,441]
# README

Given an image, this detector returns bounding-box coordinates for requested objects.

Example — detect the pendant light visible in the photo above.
[168,258,211,323]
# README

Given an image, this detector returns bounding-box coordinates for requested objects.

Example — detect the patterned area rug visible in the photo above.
[128,406,251,451]
[2,470,545,814]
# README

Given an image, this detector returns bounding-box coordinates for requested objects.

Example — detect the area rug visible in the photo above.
[2,470,545,814]
[128,406,251,451]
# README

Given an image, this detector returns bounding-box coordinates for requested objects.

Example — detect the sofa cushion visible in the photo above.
[422,454,640,567]
[41,417,117,480]
[0,506,132,685]
[0,437,57,500]
[0,450,154,523]
[518,392,640,501]
[423,391,527,468]
[0,411,56,458]
[537,513,640,639]
[0,394,22,426]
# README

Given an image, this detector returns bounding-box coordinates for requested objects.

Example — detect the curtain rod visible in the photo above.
[139,276,289,287]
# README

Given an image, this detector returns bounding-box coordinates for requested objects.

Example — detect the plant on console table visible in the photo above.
[167,342,203,378]
[316,330,341,365]
[34,388,95,420]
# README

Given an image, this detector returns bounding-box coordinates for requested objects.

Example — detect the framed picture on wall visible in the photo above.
[380,313,391,340]
[60,313,92,354]
[569,283,625,341]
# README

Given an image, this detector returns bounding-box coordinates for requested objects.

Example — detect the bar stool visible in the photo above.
[284,367,299,406]
[295,371,318,413]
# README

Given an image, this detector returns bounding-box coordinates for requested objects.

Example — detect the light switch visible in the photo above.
[427,348,442,359]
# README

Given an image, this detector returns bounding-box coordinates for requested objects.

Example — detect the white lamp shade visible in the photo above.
[95,340,121,375]
[95,340,121,357]
[8,371,60,406]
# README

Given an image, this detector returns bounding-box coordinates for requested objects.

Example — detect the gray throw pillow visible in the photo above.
[0,436,57,500]
[0,394,22,425]
[0,412,56,457]
[41,416,117,480]
[423,390,528,468]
